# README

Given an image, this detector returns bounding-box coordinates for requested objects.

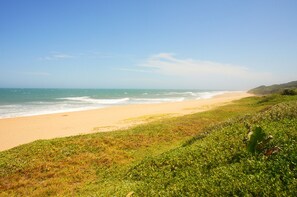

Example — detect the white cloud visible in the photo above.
[39,52,74,61]
[140,53,259,78]
[124,53,276,90]
[38,51,135,61]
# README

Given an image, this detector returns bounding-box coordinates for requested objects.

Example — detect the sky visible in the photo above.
[0,0,296,90]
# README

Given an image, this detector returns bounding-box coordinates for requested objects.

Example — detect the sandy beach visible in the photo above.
[0,92,252,151]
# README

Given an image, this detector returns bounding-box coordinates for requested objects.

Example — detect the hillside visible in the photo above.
[1,94,297,196]
[248,80,297,95]
[127,98,297,195]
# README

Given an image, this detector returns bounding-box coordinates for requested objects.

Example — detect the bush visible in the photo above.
[282,89,297,95]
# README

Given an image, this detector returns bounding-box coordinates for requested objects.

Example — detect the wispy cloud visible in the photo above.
[116,53,277,89]
[39,51,135,61]
[88,51,136,60]
[138,53,272,80]
[39,52,74,61]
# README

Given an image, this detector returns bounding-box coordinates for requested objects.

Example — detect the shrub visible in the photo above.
[282,88,297,95]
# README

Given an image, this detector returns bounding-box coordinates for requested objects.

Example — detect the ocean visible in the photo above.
[0,89,228,119]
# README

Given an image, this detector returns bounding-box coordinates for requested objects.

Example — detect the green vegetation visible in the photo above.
[248,80,297,95]
[246,126,267,155]
[1,94,297,196]
[282,88,297,96]
[127,100,297,196]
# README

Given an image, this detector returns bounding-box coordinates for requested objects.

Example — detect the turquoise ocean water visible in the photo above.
[0,89,228,118]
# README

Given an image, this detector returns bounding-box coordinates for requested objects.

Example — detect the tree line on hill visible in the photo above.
[248,80,297,95]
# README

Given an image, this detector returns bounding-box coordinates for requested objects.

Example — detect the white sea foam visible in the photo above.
[0,99,109,118]
[195,91,227,99]
[132,97,185,103]
[164,91,227,97]
[165,91,197,96]
[0,91,234,119]
[58,97,130,104]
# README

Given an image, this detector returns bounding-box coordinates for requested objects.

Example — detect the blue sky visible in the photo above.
[0,0,296,90]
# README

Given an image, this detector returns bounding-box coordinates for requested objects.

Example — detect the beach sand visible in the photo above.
[0,92,252,151]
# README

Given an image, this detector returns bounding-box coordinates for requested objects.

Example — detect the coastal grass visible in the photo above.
[1,95,297,196]
[127,98,297,196]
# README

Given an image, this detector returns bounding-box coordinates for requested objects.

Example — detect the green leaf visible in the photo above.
[247,127,266,154]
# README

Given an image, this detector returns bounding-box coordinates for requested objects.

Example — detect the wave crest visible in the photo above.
[58,97,130,104]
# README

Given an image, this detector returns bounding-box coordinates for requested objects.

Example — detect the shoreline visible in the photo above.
[0,90,230,120]
[0,92,252,151]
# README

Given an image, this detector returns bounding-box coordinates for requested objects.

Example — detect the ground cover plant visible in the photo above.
[1,94,297,196]
[127,100,297,196]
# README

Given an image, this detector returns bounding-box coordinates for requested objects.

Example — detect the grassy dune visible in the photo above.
[1,95,297,196]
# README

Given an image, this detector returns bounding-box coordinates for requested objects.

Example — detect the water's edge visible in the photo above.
[0,89,233,118]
